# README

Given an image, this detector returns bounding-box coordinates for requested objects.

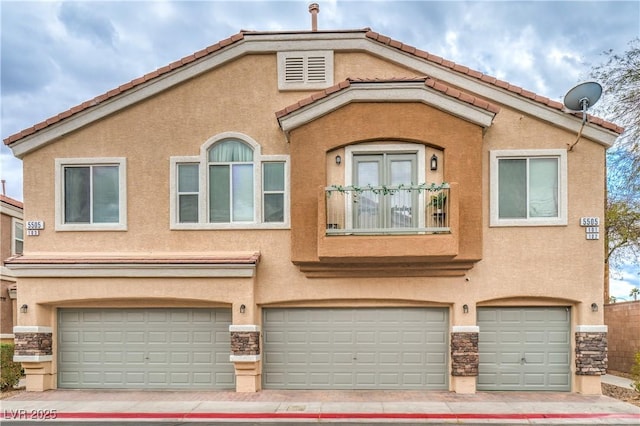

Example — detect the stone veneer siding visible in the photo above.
[575,332,608,375]
[14,332,52,357]
[451,332,479,376]
[230,331,260,356]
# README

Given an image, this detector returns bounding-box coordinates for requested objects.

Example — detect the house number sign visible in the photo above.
[26,220,44,236]
[579,217,599,240]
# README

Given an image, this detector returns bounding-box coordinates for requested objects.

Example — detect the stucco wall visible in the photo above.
[604,301,640,373]
[12,44,611,395]
[15,48,609,316]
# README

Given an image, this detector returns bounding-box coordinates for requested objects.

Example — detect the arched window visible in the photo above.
[208,139,255,223]
[170,132,289,229]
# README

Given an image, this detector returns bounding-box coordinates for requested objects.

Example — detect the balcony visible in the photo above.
[325,184,451,235]
[316,183,460,264]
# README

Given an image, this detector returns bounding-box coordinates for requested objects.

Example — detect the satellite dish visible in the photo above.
[563,81,602,114]
[563,81,602,151]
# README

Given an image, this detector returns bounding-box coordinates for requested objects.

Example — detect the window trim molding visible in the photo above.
[54,157,128,231]
[489,149,567,227]
[170,132,290,230]
[344,143,426,229]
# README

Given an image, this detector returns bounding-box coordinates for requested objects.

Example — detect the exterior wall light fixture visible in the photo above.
[240,304,246,314]
[335,155,342,165]
[591,303,598,312]
[462,304,469,314]
[430,154,438,171]
[20,304,28,313]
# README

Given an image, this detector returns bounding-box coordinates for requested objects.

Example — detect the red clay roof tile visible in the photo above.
[0,194,23,209]
[275,77,501,120]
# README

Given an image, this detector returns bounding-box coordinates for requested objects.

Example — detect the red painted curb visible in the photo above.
[1,412,637,420]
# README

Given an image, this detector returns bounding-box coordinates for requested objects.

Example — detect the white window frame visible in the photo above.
[490,149,567,227]
[277,51,334,91]
[12,218,23,255]
[55,157,127,231]
[345,143,426,230]
[170,132,290,230]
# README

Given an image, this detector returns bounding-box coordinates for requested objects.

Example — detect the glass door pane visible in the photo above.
[388,156,416,228]
[354,155,382,229]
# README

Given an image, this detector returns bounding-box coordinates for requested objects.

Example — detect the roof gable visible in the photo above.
[4,28,621,157]
[276,77,500,136]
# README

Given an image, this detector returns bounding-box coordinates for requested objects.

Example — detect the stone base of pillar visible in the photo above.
[575,374,603,395]
[22,362,55,392]
[234,361,261,392]
[451,375,476,394]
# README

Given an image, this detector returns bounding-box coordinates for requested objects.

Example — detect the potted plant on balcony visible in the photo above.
[429,192,447,213]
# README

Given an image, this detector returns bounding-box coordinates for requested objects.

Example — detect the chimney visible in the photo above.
[309,3,319,31]
[1,180,5,196]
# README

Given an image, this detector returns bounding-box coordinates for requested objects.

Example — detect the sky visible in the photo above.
[1,0,639,298]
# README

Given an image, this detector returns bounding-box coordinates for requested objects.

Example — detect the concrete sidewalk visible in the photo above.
[1,387,639,425]
[602,373,635,389]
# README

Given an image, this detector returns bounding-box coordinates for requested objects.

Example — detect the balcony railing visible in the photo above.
[325,184,450,235]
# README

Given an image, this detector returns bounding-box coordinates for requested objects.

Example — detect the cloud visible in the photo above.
[58,2,118,47]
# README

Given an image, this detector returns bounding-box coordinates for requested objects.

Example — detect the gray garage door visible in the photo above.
[263,307,448,389]
[477,307,570,391]
[58,308,234,389]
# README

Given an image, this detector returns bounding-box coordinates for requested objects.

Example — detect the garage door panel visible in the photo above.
[58,308,233,389]
[548,352,570,365]
[549,331,570,344]
[478,307,570,391]
[263,308,448,390]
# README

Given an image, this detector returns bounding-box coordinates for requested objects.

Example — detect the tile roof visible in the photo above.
[3,28,622,146]
[364,30,623,134]
[0,194,23,209]
[275,77,501,120]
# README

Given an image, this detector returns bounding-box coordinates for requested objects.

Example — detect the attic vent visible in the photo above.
[278,51,333,90]
[307,56,326,82]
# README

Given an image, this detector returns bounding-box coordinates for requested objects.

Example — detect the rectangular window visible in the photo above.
[55,158,127,231]
[13,219,23,255]
[263,162,285,223]
[491,150,567,226]
[177,163,199,223]
[209,164,254,223]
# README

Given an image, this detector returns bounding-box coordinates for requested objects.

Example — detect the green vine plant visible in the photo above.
[327,183,449,203]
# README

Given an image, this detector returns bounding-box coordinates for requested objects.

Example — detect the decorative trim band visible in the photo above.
[452,326,480,333]
[13,355,53,362]
[230,354,261,362]
[0,334,15,339]
[575,325,608,333]
[229,325,261,332]
[14,326,53,333]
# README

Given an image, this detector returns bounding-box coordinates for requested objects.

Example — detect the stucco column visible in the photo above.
[229,324,261,392]
[13,326,55,391]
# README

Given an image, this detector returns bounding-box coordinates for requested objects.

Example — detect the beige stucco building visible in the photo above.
[4,18,621,394]
[0,193,23,343]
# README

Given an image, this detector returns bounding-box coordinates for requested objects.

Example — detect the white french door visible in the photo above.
[352,153,418,230]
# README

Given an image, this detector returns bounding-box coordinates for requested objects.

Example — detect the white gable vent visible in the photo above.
[278,51,333,91]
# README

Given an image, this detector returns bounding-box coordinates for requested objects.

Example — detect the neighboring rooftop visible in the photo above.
[0,194,23,210]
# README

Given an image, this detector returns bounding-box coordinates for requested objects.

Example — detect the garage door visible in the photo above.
[477,307,570,391]
[58,308,234,389]
[263,308,448,389]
